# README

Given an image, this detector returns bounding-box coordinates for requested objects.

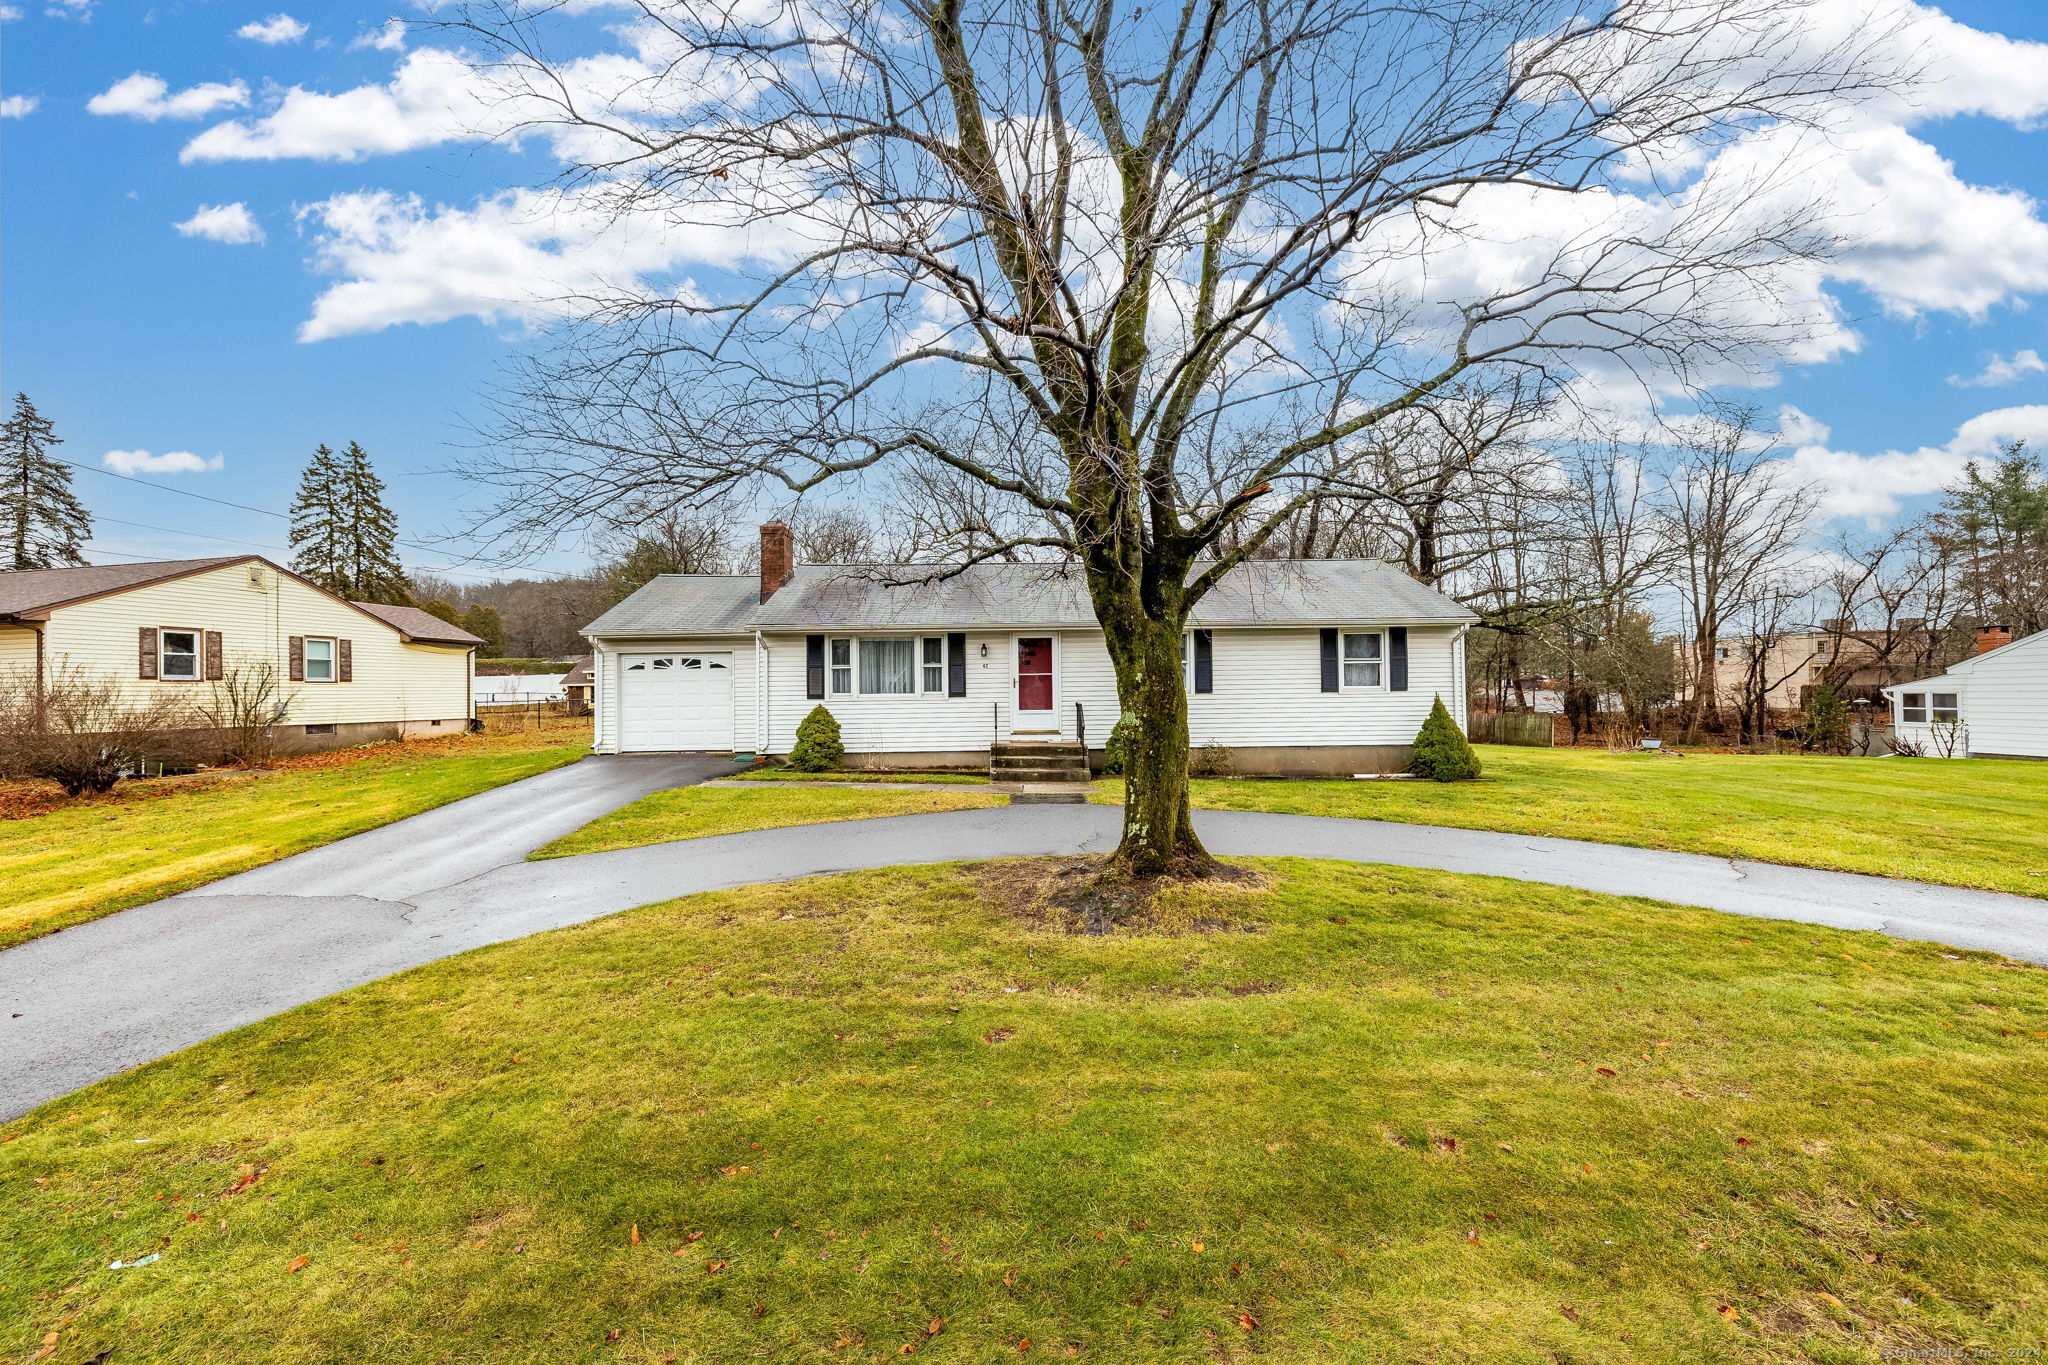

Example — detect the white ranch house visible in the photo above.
[582,523,1477,774]
[1883,626,2048,760]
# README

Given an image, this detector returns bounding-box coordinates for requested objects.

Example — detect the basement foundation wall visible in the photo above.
[792,744,1418,776]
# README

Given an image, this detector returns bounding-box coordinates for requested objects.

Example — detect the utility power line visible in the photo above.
[57,456,587,581]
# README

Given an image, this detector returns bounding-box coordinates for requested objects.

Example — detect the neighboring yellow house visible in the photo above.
[0,555,481,751]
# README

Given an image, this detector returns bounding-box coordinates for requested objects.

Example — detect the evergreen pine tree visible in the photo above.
[288,444,349,592]
[1,393,92,571]
[1407,696,1482,781]
[288,441,413,604]
[338,441,411,605]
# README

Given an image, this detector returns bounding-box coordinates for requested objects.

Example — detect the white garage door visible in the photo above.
[617,653,735,751]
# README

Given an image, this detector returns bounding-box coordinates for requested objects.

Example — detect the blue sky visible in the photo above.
[4,0,2048,580]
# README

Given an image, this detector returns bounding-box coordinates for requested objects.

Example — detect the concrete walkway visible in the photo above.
[5,794,2045,1120]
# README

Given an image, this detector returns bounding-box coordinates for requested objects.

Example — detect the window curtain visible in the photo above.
[858,638,916,694]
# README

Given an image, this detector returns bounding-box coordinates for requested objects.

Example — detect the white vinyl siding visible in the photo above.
[1890,629,2048,760]
[591,623,1470,756]
[32,563,472,727]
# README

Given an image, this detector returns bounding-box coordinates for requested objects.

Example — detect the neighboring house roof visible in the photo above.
[0,555,484,646]
[585,560,1476,637]
[563,655,594,686]
[352,602,485,646]
[0,556,247,619]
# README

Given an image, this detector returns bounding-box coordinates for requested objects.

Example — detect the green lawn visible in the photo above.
[1098,746,2048,898]
[0,730,591,948]
[5,859,2043,1363]
[532,784,1007,858]
[731,769,991,785]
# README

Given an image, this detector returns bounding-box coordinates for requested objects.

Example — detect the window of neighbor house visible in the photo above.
[304,637,337,683]
[159,629,200,680]
[1932,692,1959,722]
[1341,632,1383,689]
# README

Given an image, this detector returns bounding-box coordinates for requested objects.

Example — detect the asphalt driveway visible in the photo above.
[6,781,2046,1120]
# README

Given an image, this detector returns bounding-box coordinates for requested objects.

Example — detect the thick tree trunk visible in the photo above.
[1098,604,1213,879]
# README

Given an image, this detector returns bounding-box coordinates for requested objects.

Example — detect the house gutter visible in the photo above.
[754,630,770,756]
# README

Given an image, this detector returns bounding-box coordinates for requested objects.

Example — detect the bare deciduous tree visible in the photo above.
[449,0,1901,876]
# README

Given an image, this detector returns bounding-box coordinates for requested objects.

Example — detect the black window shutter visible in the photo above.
[1192,629,1213,694]
[1319,628,1339,693]
[947,632,967,697]
[805,635,825,700]
[1389,627,1409,691]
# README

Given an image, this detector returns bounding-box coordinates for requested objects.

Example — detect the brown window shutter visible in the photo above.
[338,638,353,683]
[288,635,305,682]
[139,627,159,680]
[204,631,224,681]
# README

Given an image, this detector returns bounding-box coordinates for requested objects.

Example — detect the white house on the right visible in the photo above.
[1882,626,2048,760]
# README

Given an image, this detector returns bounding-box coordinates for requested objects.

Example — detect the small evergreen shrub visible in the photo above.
[1801,685,1851,754]
[1101,717,1135,776]
[787,705,845,772]
[1408,696,1482,781]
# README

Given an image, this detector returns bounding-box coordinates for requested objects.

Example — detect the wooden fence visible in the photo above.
[1466,711,1556,748]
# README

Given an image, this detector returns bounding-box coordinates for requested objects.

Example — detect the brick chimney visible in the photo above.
[1976,625,2013,654]
[759,520,795,601]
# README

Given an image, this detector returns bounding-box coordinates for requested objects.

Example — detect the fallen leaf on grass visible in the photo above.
[983,1028,1016,1044]
[706,1260,730,1274]
[1016,1339,1032,1352]
[1716,1305,1740,1322]
[1558,1305,1581,1323]
[1191,1241,1205,1254]
[1595,1068,1617,1078]
[286,1256,309,1274]
[605,1328,622,1342]
[1816,1292,1844,1308]
[630,1225,642,1246]
[1237,1311,1260,1330]
[223,1164,266,1197]
[927,1318,944,1336]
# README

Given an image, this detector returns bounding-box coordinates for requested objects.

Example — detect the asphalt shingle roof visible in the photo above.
[0,556,247,619]
[352,602,486,645]
[584,560,1474,637]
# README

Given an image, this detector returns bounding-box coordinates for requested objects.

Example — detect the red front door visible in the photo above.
[1016,637,1054,714]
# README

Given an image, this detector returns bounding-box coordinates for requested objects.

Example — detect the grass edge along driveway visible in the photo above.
[1099,745,2048,899]
[3,857,2042,1363]
[531,782,1008,858]
[0,730,590,949]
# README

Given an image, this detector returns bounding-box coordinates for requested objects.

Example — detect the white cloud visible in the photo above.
[0,7,23,20]
[295,186,788,341]
[236,13,307,45]
[102,449,227,476]
[1786,405,2048,521]
[88,73,249,121]
[175,202,265,245]
[0,94,37,118]
[1948,349,2047,389]
[181,48,495,162]
[44,0,90,19]
[350,19,405,52]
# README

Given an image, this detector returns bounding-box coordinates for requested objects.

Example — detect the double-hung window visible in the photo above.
[304,637,337,683]
[160,629,200,680]
[921,637,945,693]
[1341,632,1383,689]
[829,638,854,695]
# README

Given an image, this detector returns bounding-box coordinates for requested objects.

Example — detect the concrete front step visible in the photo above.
[992,767,1089,784]
[991,745,1086,759]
